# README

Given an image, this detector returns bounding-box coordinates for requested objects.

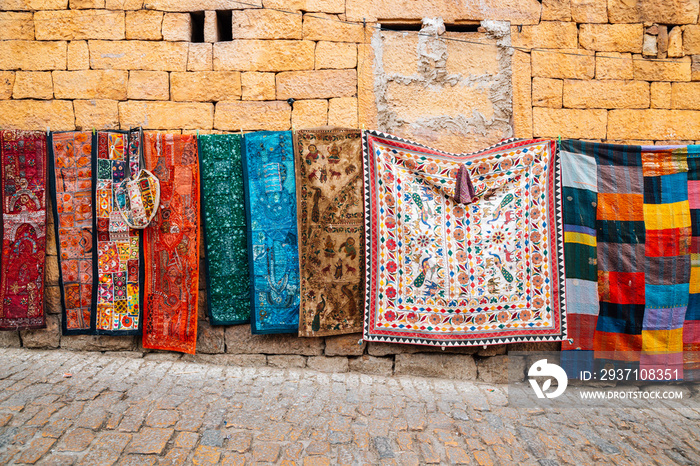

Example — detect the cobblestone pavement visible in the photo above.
[0,348,699,465]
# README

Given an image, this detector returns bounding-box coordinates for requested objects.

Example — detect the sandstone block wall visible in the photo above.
[1,0,699,379]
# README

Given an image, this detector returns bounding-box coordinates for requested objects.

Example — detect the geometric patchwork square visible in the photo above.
[643,200,691,230]
[597,193,644,221]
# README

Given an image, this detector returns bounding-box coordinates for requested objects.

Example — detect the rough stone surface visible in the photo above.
[44,286,61,315]
[241,72,276,100]
[119,101,214,129]
[511,21,577,49]
[53,70,128,99]
[643,34,658,57]
[89,40,188,71]
[672,82,700,109]
[195,320,225,354]
[143,0,262,10]
[127,70,169,100]
[213,40,315,72]
[668,26,684,58]
[73,99,120,130]
[348,355,393,376]
[306,356,349,373]
[224,324,323,355]
[0,331,21,348]
[512,49,532,138]
[267,355,306,368]
[533,107,608,139]
[608,0,700,25]
[476,355,513,384]
[532,77,562,108]
[324,334,365,356]
[171,71,242,101]
[0,41,67,70]
[634,56,691,81]
[327,97,358,128]
[303,12,366,43]
[596,52,634,80]
[20,314,60,349]
[684,25,700,56]
[161,13,191,42]
[126,10,163,40]
[34,10,125,40]
[292,99,328,128]
[394,353,478,380]
[579,23,643,53]
[276,70,357,100]
[61,335,135,351]
[563,79,650,109]
[231,9,302,40]
[215,101,291,131]
[316,41,357,69]
[651,81,672,108]
[570,0,607,23]
[0,100,74,130]
[0,12,34,40]
[67,40,89,70]
[531,49,595,79]
[187,43,213,71]
[12,71,53,99]
[541,0,571,21]
[608,109,700,140]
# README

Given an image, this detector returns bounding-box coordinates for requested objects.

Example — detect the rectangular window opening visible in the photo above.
[379,22,422,32]
[216,10,233,42]
[190,11,205,43]
[445,23,482,33]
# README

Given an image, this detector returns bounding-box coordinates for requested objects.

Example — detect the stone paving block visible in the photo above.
[158,448,189,466]
[173,431,198,449]
[56,428,95,452]
[145,410,178,428]
[126,428,173,455]
[252,442,280,462]
[191,445,221,465]
[16,436,55,464]
[116,455,158,465]
[220,452,246,466]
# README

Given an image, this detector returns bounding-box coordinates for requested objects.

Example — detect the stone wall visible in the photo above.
[1,0,699,380]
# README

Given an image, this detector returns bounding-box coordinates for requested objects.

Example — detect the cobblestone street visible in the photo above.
[0,348,699,465]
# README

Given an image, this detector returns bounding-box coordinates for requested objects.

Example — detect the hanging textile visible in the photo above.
[198,134,251,325]
[561,141,700,381]
[0,130,47,331]
[362,131,566,346]
[294,128,364,337]
[142,133,200,353]
[93,130,143,334]
[242,131,300,334]
[49,131,95,334]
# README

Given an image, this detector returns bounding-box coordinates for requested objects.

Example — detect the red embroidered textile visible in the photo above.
[142,133,200,354]
[0,130,47,330]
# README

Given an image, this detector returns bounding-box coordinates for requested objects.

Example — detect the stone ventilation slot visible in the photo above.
[216,10,233,42]
[190,11,205,43]
[379,22,423,31]
[444,23,481,33]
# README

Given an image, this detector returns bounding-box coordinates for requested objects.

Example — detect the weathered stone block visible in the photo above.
[89,40,188,71]
[127,70,169,100]
[13,71,53,99]
[512,50,532,139]
[307,356,349,373]
[162,13,191,41]
[563,80,650,109]
[608,109,700,140]
[684,25,700,56]
[634,55,691,81]
[0,331,21,348]
[67,40,89,70]
[70,0,104,7]
[143,0,261,10]
[368,342,477,356]
[0,41,67,70]
[643,34,658,57]
[195,320,224,354]
[45,286,61,315]
[596,52,633,80]
[579,24,643,53]
[213,40,314,71]
[531,49,595,79]
[672,82,700,110]
[608,0,699,25]
[34,10,125,40]
[476,355,514,383]
[241,72,276,100]
[316,42,357,70]
[0,71,16,99]
[119,101,214,129]
[62,334,135,351]
[477,345,507,357]
[277,70,357,100]
[0,0,67,8]
[224,324,323,355]
[231,9,302,39]
[533,107,607,139]
[348,355,393,376]
[20,314,60,349]
[264,0,344,13]
[0,12,34,40]
[53,70,128,100]
[511,21,577,49]
[394,353,477,380]
[171,71,242,102]
[302,13,367,43]
[188,43,213,71]
[668,26,684,58]
[292,99,328,129]
[532,77,562,108]
[126,10,163,40]
[327,97,358,128]
[651,81,672,108]
[324,333,365,356]
[267,355,306,368]
[0,100,74,130]
[507,342,561,352]
[74,99,120,130]
[570,0,607,23]
[215,101,291,131]
[345,0,542,25]
[107,0,144,8]
[541,0,571,21]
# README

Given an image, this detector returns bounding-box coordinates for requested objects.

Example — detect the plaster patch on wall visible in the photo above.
[372,18,513,152]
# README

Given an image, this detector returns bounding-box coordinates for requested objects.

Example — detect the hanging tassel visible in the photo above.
[454,164,475,204]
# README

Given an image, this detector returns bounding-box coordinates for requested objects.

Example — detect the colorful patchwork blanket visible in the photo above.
[294,128,364,337]
[0,130,47,331]
[49,131,95,334]
[242,131,300,334]
[561,141,700,380]
[198,134,251,325]
[362,131,566,346]
[142,133,200,354]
